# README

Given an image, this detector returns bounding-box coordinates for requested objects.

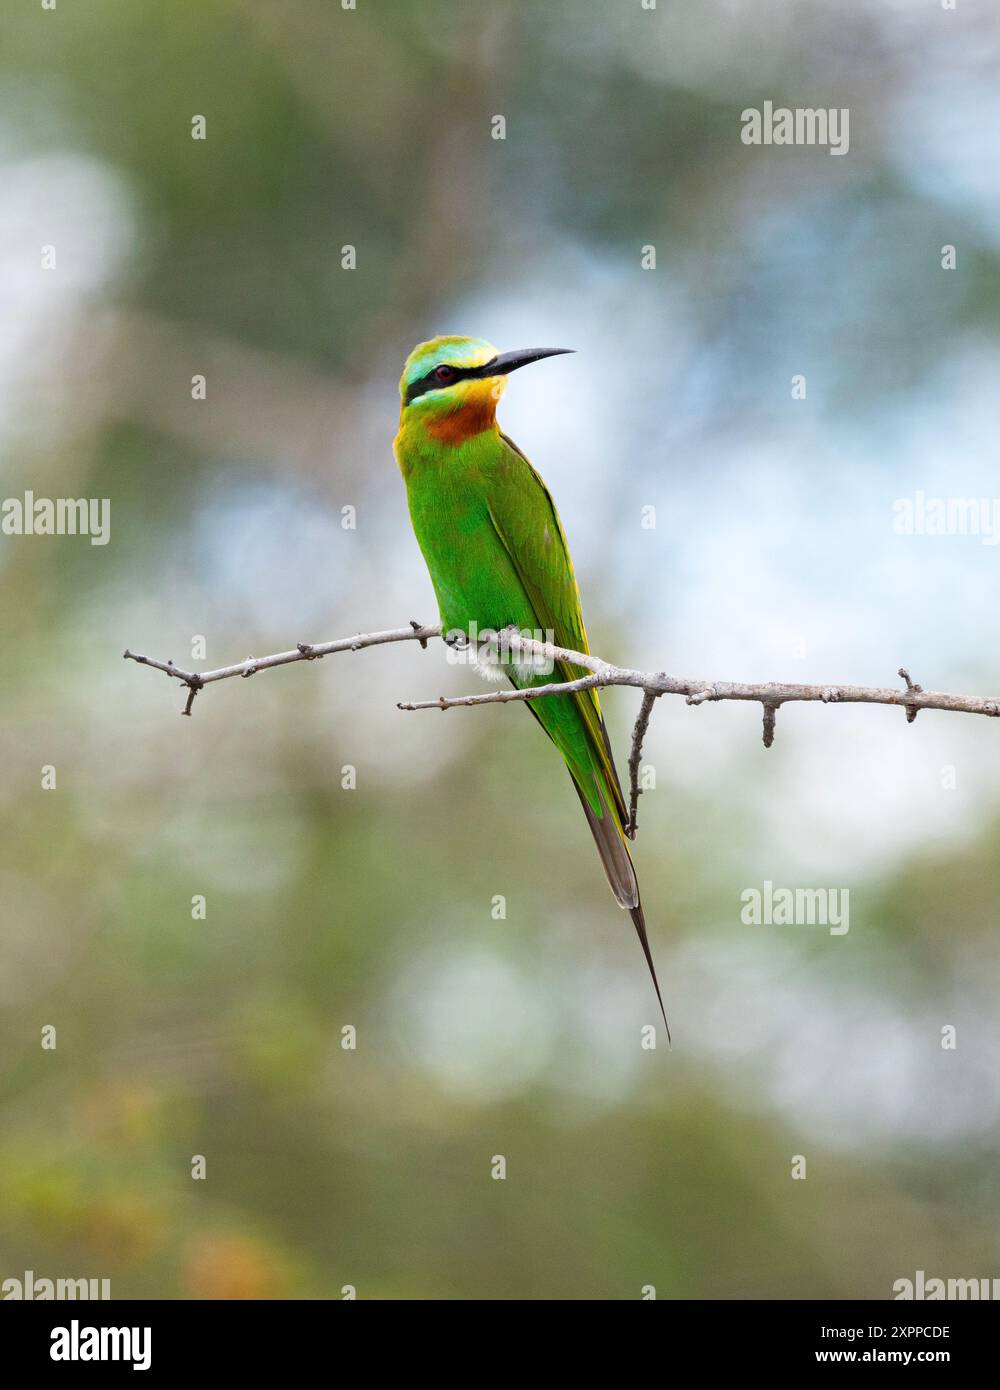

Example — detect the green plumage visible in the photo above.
[395,336,668,1034]
[404,427,607,801]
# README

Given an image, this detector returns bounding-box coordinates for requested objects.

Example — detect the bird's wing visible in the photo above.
[488,433,669,1036]
[486,432,629,827]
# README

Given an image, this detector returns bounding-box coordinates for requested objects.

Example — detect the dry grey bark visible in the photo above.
[125,625,1000,838]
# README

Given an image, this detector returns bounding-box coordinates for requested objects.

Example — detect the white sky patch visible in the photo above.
[890,70,1000,247]
[445,250,696,574]
[0,146,136,460]
[193,478,350,635]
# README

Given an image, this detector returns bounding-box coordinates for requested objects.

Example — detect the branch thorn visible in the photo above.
[899,667,923,723]
[762,702,778,748]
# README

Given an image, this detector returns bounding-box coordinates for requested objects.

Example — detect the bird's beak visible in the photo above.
[483,347,574,376]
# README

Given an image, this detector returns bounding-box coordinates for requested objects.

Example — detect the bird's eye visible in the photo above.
[434,364,454,383]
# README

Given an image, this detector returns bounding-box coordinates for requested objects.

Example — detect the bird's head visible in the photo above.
[397,336,572,443]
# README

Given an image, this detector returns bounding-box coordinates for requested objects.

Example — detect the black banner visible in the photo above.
[2,1298,994,1375]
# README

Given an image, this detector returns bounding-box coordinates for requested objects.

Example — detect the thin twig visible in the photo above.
[123,623,441,713]
[626,690,658,840]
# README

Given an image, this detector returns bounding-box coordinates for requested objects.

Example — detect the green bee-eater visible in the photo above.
[394,336,667,1034]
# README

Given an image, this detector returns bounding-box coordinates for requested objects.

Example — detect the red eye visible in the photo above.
[434,364,454,383]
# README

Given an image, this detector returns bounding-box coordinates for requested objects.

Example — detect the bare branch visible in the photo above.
[125,623,1000,733]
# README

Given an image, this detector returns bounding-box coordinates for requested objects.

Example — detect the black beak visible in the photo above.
[480,347,574,377]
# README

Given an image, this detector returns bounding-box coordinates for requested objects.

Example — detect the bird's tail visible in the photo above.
[570,772,671,1044]
[513,674,670,1039]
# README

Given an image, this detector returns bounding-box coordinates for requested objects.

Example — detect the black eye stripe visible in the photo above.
[404,356,499,405]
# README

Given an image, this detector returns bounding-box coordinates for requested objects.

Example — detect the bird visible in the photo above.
[394,335,668,1037]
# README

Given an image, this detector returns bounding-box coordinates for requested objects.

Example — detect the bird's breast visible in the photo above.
[423,397,497,446]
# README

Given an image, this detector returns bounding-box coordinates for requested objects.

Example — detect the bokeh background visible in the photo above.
[2,0,999,1300]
